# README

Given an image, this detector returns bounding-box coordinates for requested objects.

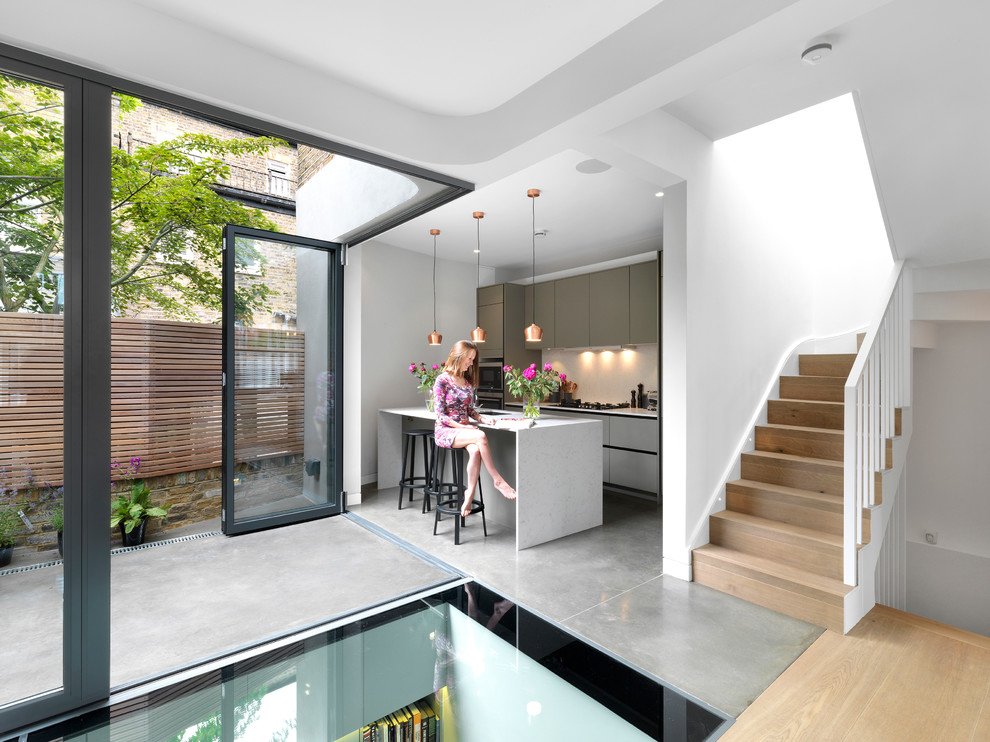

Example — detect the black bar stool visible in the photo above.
[428,444,487,545]
[398,428,433,510]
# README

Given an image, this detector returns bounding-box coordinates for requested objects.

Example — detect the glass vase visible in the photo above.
[522,394,541,420]
[424,392,434,412]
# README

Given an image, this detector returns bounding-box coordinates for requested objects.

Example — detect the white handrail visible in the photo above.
[843,260,908,585]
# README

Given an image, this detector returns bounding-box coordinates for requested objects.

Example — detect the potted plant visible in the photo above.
[0,467,20,567]
[49,500,64,557]
[110,457,170,547]
[504,363,564,420]
[0,504,17,567]
[408,362,443,411]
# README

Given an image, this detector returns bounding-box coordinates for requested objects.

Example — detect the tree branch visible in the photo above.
[111,221,174,287]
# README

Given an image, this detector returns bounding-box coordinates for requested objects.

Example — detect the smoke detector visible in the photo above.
[801,42,833,65]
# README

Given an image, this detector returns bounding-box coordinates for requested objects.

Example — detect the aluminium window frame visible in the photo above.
[0,38,472,735]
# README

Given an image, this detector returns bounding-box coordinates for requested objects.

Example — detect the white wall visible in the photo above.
[358,240,476,483]
[906,322,990,636]
[606,95,893,577]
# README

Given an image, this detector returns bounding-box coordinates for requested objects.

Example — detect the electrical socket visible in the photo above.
[924,530,938,545]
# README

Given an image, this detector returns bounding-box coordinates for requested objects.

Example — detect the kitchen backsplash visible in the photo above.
[541,345,658,405]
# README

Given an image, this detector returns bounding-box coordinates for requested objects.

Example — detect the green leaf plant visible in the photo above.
[109,456,170,534]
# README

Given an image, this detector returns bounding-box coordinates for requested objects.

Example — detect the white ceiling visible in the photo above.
[2,0,988,273]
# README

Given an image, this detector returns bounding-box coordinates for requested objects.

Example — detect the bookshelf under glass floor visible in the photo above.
[20,581,731,741]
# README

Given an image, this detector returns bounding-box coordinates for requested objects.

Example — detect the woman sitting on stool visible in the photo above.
[433,340,516,517]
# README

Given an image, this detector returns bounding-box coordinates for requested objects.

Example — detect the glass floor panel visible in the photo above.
[19,582,731,741]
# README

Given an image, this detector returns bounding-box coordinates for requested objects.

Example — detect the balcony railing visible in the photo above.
[112,133,296,201]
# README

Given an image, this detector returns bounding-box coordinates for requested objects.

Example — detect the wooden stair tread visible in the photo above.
[759,422,841,435]
[729,479,871,518]
[778,398,844,407]
[729,478,842,506]
[744,449,843,469]
[694,544,853,600]
[712,509,842,547]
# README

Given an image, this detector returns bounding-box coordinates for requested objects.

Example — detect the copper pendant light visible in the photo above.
[470,211,488,344]
[428,228,442,346]
[524,188,544,342]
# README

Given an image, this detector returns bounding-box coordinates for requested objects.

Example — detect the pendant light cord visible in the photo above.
[433,233,438,332]
[531,194,537,284]
[476,218,482,324]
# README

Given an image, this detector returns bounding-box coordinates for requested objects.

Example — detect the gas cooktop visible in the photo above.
[557,399,631,410]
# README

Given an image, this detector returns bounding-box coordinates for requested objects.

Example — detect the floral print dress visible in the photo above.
[433,371,476,448]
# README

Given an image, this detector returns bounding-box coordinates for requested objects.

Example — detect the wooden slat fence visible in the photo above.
[0,313,305,488]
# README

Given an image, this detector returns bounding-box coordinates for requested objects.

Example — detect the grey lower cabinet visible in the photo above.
[605,416,658,495]
[541,409,658,496]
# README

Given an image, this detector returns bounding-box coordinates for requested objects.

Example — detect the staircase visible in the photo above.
[692,350,896,632]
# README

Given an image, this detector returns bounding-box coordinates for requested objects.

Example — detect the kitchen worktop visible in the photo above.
[378,407,603,549]
[505,402,658,419]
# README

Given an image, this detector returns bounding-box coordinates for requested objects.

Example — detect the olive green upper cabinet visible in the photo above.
[524,281,556,348]
[477,284,503,307]
[554,274,590,348]
[477,302,503,357]
[629,260,658,344]
[589,267,630,346]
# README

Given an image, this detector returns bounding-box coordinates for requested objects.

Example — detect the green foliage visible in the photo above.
[49,500,63,533]
[0,466,22,547]
[109,457,170,532]
[1,73,283,318]
[0,75,65,313]
[0,506,18,548]
[409,361,443,395]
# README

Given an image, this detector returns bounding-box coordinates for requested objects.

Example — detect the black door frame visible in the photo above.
[222,224,345,535]
[0,36,470,734]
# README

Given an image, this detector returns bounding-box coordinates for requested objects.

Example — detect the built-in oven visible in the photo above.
[476,389,504,411]
[477,360,503,393]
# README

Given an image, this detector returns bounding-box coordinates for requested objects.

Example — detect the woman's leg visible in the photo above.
[450,428,517,500]
[462,443,482,517]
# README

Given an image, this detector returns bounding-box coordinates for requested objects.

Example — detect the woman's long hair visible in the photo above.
[444,340,479,387]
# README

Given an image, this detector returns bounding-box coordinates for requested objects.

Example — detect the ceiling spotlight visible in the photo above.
[655,191,664,198]
[801,42,833,65]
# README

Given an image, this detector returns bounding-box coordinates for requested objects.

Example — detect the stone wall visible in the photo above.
[10,454,302,555]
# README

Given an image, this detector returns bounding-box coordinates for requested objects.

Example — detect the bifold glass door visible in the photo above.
[222,225,343,534]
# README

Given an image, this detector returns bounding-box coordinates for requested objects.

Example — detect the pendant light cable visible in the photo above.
[524,189,543,342]
[428,229,442,345]
[471,212,487,344]
[433,231,438,331]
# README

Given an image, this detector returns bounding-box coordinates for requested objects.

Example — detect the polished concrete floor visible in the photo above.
[1,485,822,722]
[349,484,823,718]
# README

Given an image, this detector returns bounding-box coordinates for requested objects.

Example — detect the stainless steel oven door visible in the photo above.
[476,391,503,411]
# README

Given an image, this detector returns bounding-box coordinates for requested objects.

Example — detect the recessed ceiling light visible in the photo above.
[655,191,664,197]
[575,158,612,174]
[801,42,833,65]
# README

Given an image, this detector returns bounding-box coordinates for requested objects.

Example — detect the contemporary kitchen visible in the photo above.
[374,250,660,548]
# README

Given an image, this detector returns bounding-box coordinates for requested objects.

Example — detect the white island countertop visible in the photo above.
[505,402,658,419]
[378,407,603,549]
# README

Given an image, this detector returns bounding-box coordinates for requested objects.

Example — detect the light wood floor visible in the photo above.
[720,605,990,741]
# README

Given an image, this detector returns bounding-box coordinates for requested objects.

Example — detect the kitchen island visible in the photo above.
[378,407,602,549]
